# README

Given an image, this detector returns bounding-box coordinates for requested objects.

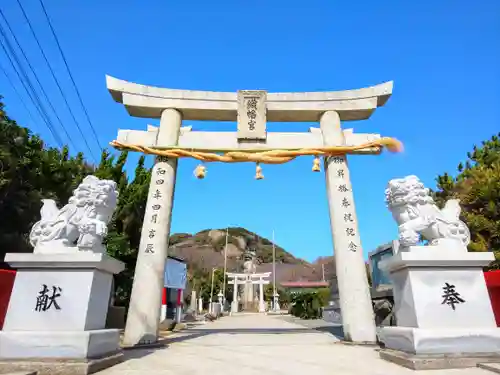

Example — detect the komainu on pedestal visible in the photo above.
[0,175,125,375]
[378,175,500,370]
[30,175,118,254]
[385,175,470,250]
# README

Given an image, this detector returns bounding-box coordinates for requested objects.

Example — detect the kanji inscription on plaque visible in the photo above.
[237,90,267,140]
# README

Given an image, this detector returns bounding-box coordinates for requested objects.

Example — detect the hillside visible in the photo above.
[168,227,335,284]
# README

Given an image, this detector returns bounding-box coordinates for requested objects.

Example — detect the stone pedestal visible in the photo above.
[258,283,265,313]
[0,252,125,375]
[231,300,239,313]
[175,289,184,323]
[243,282,254,310]
[378,247,500,370]
[231,282,239,313]
[189,290,197,313]
[209,302,221,317]
[198,297,203,314]
[322,297,342,325]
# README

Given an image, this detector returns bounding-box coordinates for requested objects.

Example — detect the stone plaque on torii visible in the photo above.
[106,75,402,347]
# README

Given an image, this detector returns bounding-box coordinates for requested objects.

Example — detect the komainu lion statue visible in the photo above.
[385,175,470,249]
[29,175,118,254]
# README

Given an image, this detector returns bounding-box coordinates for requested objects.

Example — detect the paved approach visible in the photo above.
[99,314,490,375]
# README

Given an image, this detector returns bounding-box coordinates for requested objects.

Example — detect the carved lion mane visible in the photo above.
[385,175,470,249]
[29,175,118,254]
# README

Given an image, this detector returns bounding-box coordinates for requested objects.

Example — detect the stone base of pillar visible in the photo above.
[160,304,167,322]
[231,301,238,313]
[323,297,342,325]
[380,326,500,356]
[209,302,221,317]
[259,301,266,313]
[189,290,197,314]
[242,301,259,312]
[0,330,123,375]
[0,252,125,375]
[322,308,342,325]
[379,346,500,371]
[175,306,183,323]
[0,353,123,375]
[378,246,498,369]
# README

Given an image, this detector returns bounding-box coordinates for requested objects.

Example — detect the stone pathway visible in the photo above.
[98,314,491,375]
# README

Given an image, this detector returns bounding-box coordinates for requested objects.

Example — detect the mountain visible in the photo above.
[168,227,335,284]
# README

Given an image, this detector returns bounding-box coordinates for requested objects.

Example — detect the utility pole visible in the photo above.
[222,227,228,310]
[272,230,279,312]
[322,263,326,282]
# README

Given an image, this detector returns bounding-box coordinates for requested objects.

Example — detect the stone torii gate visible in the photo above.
[106,75,399,346]
[227,272,271,313]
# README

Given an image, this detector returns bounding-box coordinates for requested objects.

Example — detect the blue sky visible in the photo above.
[1,0,499,262]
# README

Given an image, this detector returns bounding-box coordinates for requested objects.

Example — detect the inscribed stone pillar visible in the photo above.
[245,278,254,308]
[259,281,265,313]
[190,290,197,313]
[175,289,183,323]
[320,110,376,343]
[123,108,182,346]
[198,296,203,314]
[231,279,239,313]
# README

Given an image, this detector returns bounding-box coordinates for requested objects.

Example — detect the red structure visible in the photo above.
[484,270,500,327]
[0,269,16,330]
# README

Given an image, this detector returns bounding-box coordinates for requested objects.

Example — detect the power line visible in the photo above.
[14,0,98,161]
[0,60,37,125]
[0,8,76,151]
[37,0,103,152]
[0,23,63,147]
[0,22,61,146]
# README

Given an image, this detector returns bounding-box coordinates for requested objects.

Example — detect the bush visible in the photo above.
[289,292,323,319]
[316,287,331,305]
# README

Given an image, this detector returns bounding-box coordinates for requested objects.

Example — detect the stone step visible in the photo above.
[478,363,500,374]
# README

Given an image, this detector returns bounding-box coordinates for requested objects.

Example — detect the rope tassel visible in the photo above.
[255,163,264,180]
[194,164,206,179]
[312,156,321,172]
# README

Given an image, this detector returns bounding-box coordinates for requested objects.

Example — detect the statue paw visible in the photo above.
[399,231,420,247]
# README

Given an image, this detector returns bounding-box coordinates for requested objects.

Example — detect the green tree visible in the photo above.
[0,98,92,261]
[104,154,152,306]
[289,291,323,319]
[434,133,500,268]
[264,283,274,301]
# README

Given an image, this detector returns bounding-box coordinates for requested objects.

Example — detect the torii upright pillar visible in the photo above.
[321,110,377,343]
[123,109,181,346]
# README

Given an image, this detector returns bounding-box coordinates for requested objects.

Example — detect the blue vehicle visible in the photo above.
[368,240,399,326]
